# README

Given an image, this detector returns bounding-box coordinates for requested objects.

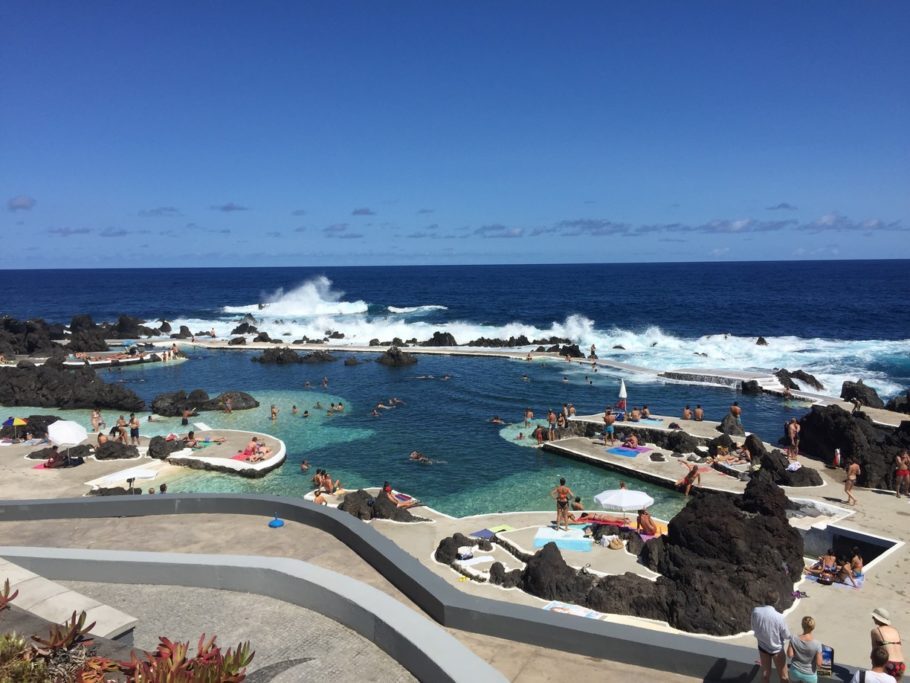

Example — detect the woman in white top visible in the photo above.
[787,616,824,683]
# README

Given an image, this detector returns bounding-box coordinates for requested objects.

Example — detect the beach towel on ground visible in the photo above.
[469,528,495,540]
[803,574,864,590]
[607,447,640,457]
[488,524,514,533]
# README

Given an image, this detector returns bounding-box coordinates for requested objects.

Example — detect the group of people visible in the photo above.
[238,436,272,463]
[549,477,659,536]
[681,404,706,421]
[752,590,903,682]
[805,546,864,588]
[92,411,142,447]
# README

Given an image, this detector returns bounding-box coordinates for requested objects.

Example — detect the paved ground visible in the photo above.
[61,581,415,682]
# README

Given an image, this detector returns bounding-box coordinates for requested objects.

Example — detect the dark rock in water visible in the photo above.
[789,369,824,391]
[717,413,745,436]
[67,314,109,352]
[108,315,155,339]
[489,562,523,588]
[421,331,458,347]
[301,350,336,363]
[171,325,192,340]
[27,443,92,460]
[228,336,246,346]
[94,441,140,460]
[327,330,344,339]
[741,380,762,395]
[0,316,60,357]
[158,320,172,333]
[535,346,546,352]
[520,543,591,603]
[344,357,360,366]
[231,322,257,335]
[756,336,768,346]
[708,433,736,456]
[368,338,381,347]
[377,346,417,367]
[151,389,258,416]
[0,414,60,440]
[558,344,583,358]
[0,364,143,411]
[253,332,272,343]
[252,347,303,364]
[612,345,625,350]
[886,391,910,414]
[799,405,907,488]
[147,435,188,460]
[841,380,885,409]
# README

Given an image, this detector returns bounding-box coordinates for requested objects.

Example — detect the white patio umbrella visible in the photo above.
[594,488,654,512]
[47,420,88,447]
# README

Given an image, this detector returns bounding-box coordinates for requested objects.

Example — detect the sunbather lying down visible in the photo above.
[184,431,227,448]
[237,436,272,462]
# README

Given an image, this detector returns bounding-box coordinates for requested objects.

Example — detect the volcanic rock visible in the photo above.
[253,332,272,343]
[147,435,189,460]
[94,441,140,460]
[231,322,257,335]
[613,345,625,350]
[488,562,523,588]
[150,389,259,416]
[252,348,303,364]
[0,364,143,411]
[0,414,60,439]
[841,380,885,409]
[707,433,736,456]
[66,315,109,352]
[228,337,246,346]
[741,380,762,395]
[344,357,360,366]
[26,444,92,461]
[377,346,417,367]
[756,336,768,346]
[171,326,192,340]
[301,350,336,363]
[108,315,155,339]
[717,413,745,437]
[337,488,423,522]
[519,543,591,603]
[886,391,910,414]
[158,320,172,333]
[0,317,60,357]
[745,434,822,487]
[558,344,584,358]
[799,405,907,488]
[421,331,458,347]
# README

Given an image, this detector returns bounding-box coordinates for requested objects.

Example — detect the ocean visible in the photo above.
[2,260,908,518]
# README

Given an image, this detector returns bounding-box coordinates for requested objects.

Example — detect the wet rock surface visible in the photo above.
[841,380,885,409]
[376,346,417,366]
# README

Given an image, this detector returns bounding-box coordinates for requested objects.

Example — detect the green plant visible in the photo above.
[0,580,18,612]
[0,632,47,683]
[114,633,255,682]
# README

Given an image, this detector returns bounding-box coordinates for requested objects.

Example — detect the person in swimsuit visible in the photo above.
[637,508,657,536]
[895,450,910,499]
[694,405,704,421]
[845,459,860,505]
[547,409,557,441]
[677,461,700,496]
[730,401,742,424]
[603,409,616,445]
[787,418,801,458]
[682,405,692,420]
[128,413,140,445]
[870,608,905,681]
[805,548,838,579]
[551,478,574,531]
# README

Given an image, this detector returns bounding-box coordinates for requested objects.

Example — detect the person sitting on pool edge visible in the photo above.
[622,433,639,448]
[637,508,658,535]
[382,481,418,508]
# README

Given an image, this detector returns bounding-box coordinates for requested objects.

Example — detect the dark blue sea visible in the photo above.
[2,261,908,517]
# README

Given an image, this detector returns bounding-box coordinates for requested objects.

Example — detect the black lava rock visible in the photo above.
[421,331,458,347]
[841,380,885,409]
[377,346,417,367]
[0,365,143,411]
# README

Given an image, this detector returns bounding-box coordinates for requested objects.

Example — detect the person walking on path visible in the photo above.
[850,646,897,683]
[550,478,574,532]
[845,459,861,505]
[870,608,904,681]
[895,450,910,499]
[751,589,791,683]
[787,616,823,682]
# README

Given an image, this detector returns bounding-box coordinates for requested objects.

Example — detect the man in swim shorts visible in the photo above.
[603,409,616,445]
[895,450,910,499]
[751,590,791,683]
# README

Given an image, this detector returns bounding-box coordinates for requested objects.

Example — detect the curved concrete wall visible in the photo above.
[0,494,851,681]
[0,545,502,683]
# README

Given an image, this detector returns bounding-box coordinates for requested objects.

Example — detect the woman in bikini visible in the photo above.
[870,608,904,680]
[550,478,573,531]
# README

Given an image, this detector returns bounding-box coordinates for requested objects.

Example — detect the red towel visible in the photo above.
[232,453,250,461]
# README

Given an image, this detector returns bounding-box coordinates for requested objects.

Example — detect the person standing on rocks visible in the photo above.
[751,589,791,683]
[550,478,574,531]
[845,459,861,505]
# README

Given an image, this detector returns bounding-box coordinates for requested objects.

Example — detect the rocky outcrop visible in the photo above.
[756,336,768,346]
[67,315,109,352]
[228,337,246,346]
[170,326,193,339]
[337,489,424,522]
[344,357,361,366]
[558,344,583,358]
[775,369,824,392]
[434,532,493,564]
[0,317,60,357]
[147,435,188,460]
[253,332,272,343]
[465,335,531,348]
[94,441,140,460]
[744,434,822,487]
[717,414,745,436]
[886,391,910,414]
[252,348,303,364]
[741,380,762,395]
[150,389,259,416]
[0,364,143,411]
[26,443,92,461]
[301,350,336,363]
[841,380,885,409]
[488,562,523,588]
[107,315,157,339]
[0,414,60,439]
[158,320,172,333]
[231,322,257,335]
[421,331,457,347]
[377,346,417,367]
[799,405,908,488]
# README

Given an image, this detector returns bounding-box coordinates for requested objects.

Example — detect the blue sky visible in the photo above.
[2,2,908,267]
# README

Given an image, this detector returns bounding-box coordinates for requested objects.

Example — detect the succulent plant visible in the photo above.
[0,579,19,612]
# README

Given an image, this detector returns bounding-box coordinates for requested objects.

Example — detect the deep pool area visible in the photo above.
[20,348,817,520]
